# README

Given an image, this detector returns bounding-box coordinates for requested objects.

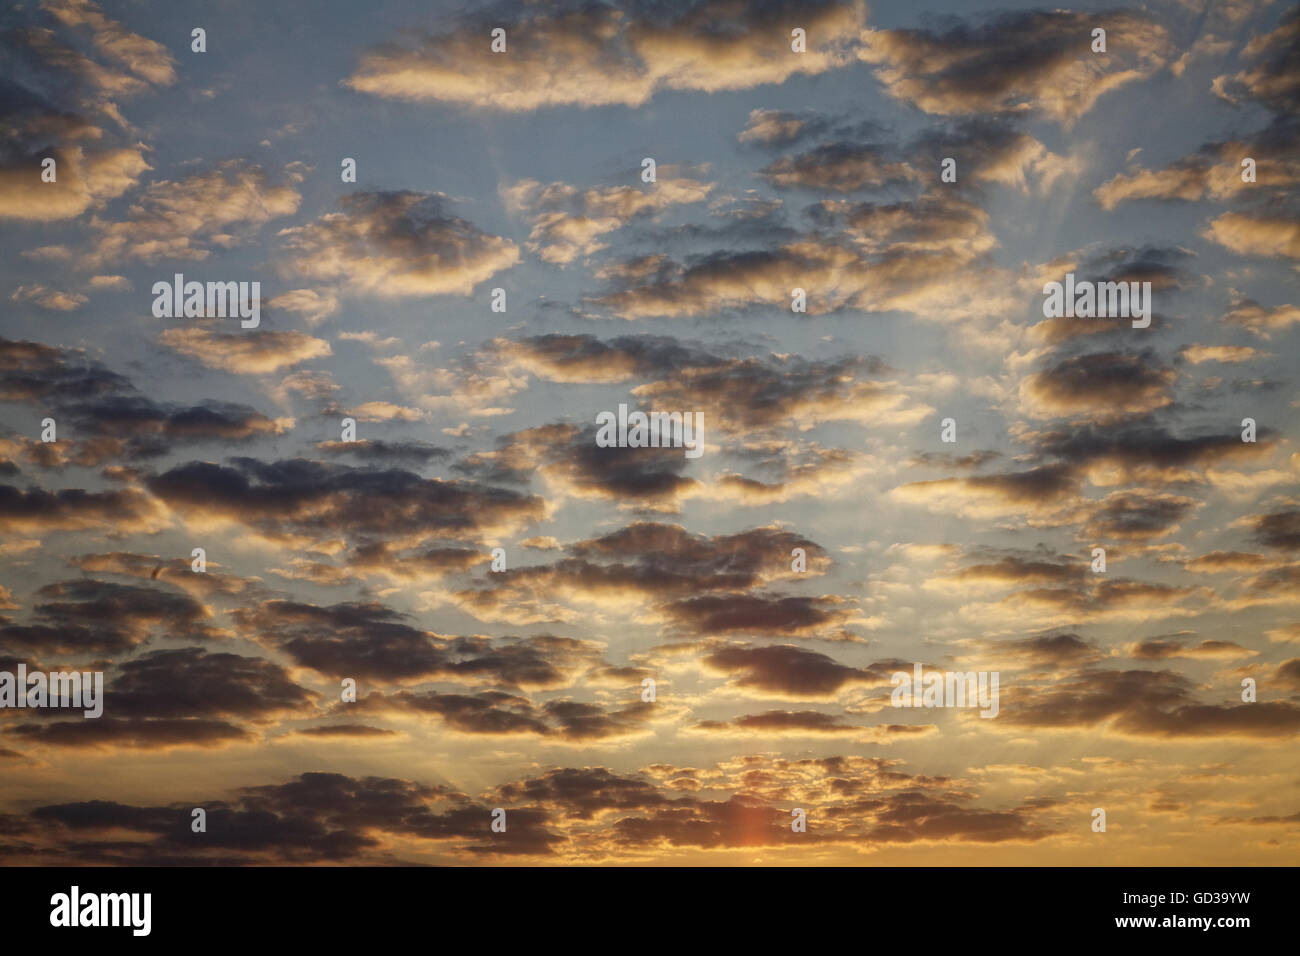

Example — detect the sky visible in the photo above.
[0,0,1298,865]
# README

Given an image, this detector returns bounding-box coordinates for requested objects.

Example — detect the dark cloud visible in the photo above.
[316,439,450,465]
[1130,638,1253,661]
[291,724,397,738]
[663,593,857,640]
[147,457,545,547]
[487,333,716,384]
[0,578,218,656]
[1000,667,1300,737]
[1025,423,1271,484]
[859,9,1170,122]
[447,521,832,625]
[237,599,616,690]
[233,599,448,682]
[592,188,1005,320]
[27,772,482,862]
[691,710,933,738]
[1020,350,1176,423]
[103,647,314,720]
[862,791,1050,844]
[1251,507,1300,551]
[352,689,654,741]
[700,644,893,698]
[760,141,914,192]
[983,632,1101,669]
[951,556,1084,587]
[7,717,249,750]
[1084,490,1198,540]
[457,422,700,511]
[0,337,291,460]
[0,482,165,536]
[347,542,488,580]
[1212,8,1300,115]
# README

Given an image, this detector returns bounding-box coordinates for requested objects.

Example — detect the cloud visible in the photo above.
[89,159,302,264]
[0,338,296,459]
[1084,490,1200,540]
[892,464,1081,523]
[88,274,129,290]
[1203,208,1300,259]
[237,599,614,691]
[982,632,1102,670]
[0,578,220,655]
[986,577,1210,626]
[595,191,1011,320]
[278,191,518,296]
[67,550,261,600]
[663,593,858,640]
[267,288,339,326]
[1211,8,1300,112]
[939,555,1085,590]
[1094,118,1300,209]
[759,142,915,192]
[910,117,1078,193]
[9,284,87,311]
[346,0,868,110]
[101,647,314,719]
[7,647,315,752]
[352,689,654,741]
[700,644,890,699]
[458,422,701,513]
[909,450,1002,470]
[631,354,928,434]
[22,771,527,863]
[689,710,935,740]
[290,724,396,738]
[1249,507,1300,551]
[1129,638,1255,661]
[1221,291,1300,338]
[0,752,1065,861]
[738,108,832,146]
[0,484,166,537]
[8,718,250,751]
[234,600,449,681]
[708,442,880,506]
[504,174,712,264]
[146,457,545,550]
[1179,344,1262,364]
[345,401,424,423]
[316,439,449,466]
[999,667,1300,738]
[445,521,830,625]
[40,0,177,87]
[1021,421,1270,487]
[1184,550,1285,573]
[1018,350,1176,423]
[859,9,1171,123]
[159,328,332,374]
[0,4,160,221]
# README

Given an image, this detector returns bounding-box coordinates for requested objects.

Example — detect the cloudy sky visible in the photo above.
[1,0,1297,865]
